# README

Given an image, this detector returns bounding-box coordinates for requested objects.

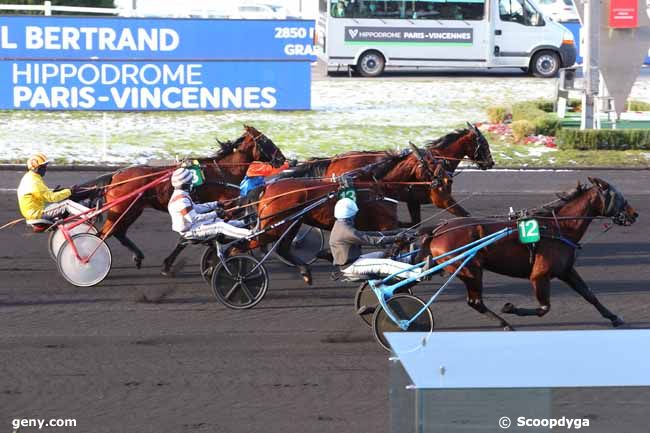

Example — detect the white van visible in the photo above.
[317,0,577,77]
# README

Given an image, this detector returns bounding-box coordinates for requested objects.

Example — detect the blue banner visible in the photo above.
[0,16,317,61]
[0,60,311,110]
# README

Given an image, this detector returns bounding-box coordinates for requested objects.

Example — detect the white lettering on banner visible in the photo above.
[284,44,316,56]
[106,87,277,110]
[13,85,277,110]
[23,26,179,52]
[12,63,204,86]
[11,62,279,110]
[1,26,18,49]
[14,85,95,109]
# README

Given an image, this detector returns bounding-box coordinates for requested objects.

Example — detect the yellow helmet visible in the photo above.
[27,152,49,171]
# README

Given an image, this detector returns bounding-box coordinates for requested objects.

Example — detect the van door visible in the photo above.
[491,0,549,67]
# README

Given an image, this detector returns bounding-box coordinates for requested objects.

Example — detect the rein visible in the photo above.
[78,168,177,192]
[0,218,25,231]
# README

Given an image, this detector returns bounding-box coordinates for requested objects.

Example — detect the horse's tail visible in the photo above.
[415,222,448,263]
[416,231,434,264]
[74,172,114,205]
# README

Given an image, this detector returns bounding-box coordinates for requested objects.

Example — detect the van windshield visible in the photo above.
[330,0,486,21]
[499,0,545,26]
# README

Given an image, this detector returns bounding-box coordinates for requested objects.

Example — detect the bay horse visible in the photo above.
[230,150,456,284]
[418,177,638,330]
[95,126,286,270]
[315,123,494,224]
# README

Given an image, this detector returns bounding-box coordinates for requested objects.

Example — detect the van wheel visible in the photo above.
[357,51,385,77]
[530,51,560,78]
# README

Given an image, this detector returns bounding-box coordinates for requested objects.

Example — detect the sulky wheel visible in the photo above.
[211,255,269,310]
[200,246,219,283]
[56,233,112,287]
[354,281,413,327]
[48,222,98,261]
[372,294,434,352]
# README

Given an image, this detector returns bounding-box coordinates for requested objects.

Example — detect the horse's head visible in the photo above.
[588,177,638,226]
[465,122,494,170]
[241,125,286,168]
[409,142,453,198]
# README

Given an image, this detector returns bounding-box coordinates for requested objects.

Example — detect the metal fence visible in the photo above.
[0,1,119,16]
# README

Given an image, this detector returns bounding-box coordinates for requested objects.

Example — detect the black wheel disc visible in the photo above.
[354,281,413,328]
[200,246,219,283]
[211,255,269,310]
[372,294,434,352]
[273,227,325,267]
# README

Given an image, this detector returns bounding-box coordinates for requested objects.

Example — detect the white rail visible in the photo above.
[0,1,119,16]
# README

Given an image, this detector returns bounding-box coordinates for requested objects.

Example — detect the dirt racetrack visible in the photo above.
[1,169,649,433]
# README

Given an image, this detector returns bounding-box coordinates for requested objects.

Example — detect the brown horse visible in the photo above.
[418,177,638,330]
[315,123,494,224]
[96,126,286,269]
[230,152,455,284]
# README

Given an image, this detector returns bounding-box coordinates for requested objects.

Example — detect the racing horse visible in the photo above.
[418,177,639,330]
[96,126,286,269]
[229,150,456,284]
[303,123,494,224]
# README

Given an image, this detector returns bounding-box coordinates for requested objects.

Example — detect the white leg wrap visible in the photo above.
[343,257,421,280]
[42,200,89,219]
[185,221,253,240]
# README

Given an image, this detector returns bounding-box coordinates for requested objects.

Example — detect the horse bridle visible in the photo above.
[466,122,492,168]
[248,131,285,168]
[598,185,628,224]
[409,142,447,189]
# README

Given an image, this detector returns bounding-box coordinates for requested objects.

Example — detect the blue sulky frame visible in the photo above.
[368,227,516,331]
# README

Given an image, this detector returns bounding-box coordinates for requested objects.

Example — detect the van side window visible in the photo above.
[330,0,485,21]
[499,0,545,26]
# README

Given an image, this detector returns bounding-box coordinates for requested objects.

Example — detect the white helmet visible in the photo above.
[171,168,193,189]
[334,198,359,219]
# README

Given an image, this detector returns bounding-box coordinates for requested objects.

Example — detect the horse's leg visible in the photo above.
[276,222,312,285]
[460,268,514,330]
[501,275,551,317]
[431,192,470,217]
[406,200,421,226]
[114,231,145,269]
[101,205,145,269]
[559,267,624,327]
[161,237,187,276]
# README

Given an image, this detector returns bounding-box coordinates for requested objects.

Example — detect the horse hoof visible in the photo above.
[160,269,173,277]
[134,257,143,269]
[611,316,626,327]
[302,274,312,285]
[501,303,515,314]
[503,325,515,331]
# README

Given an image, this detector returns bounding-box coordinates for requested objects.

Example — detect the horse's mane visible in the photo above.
[426,128,470,150]
[365,150,412,179]
[209,135,245,159]
[532,183,590,217]
[299,157,332,178]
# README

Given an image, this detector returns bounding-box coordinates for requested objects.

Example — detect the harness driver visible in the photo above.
[329,198,422,280]
[168,167,253,241]
[17,152,89,228]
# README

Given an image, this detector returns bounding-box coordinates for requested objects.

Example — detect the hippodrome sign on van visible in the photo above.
[0,16,316,110]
